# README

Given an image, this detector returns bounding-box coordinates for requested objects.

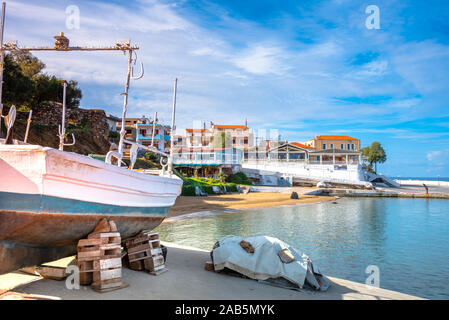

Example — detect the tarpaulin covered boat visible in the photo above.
[211,235,330,291]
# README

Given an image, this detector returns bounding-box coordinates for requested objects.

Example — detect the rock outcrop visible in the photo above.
[11,103,111,155]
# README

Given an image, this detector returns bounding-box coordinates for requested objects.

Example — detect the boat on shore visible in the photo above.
[0,3,185,274]
[0,143,182,274]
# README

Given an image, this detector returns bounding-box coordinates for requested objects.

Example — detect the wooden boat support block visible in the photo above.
[128,250,152,262]
[148,234,159,240]
[88,232,121,239]
[93,258,122,271]
[92,282,130,294]
[78,246,100,252]
[92,278,123,290]
[128,260,144,271]
[124,232,159,247]
[149,267,168,276]
[78,260,94,272]
[79,272,93,285]
[78,238,108,247]
[151,248,163,256]
[88,233,121,244]
[127,243,151,254]
[99,243,121,250]
[93,268,122,282]
[77,250,102,260]
[125,237,149,248]
[143,256,165,271]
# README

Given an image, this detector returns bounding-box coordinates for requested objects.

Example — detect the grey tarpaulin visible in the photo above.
[212,235,329,291]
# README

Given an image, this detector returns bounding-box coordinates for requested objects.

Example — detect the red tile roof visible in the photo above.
[315,135,359,141]
[214,125,248,130]
[291,142,313,149]
[185,128,210,133]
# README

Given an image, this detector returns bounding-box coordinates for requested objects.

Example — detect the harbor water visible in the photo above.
[156,198,449,299]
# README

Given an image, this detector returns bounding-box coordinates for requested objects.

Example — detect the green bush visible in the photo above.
[227,172,253,185]
[108,131,120,144]
[225,183,238,192]
[202,185,215,195]
[181,185,196,196]
[181,177,239,196]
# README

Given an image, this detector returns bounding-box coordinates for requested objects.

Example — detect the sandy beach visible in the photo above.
[167,191,334,218]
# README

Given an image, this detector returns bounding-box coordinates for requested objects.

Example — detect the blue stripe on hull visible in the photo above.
[0,191,171,216]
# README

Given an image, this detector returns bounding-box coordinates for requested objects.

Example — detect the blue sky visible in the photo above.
[4,0,449,176]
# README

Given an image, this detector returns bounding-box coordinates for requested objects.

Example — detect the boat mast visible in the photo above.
[117,49,144,166]
[118,50,133,164]
[168,78,178,174]
[0,2,6,136]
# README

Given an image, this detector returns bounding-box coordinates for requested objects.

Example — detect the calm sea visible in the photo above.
[156,198,449,299]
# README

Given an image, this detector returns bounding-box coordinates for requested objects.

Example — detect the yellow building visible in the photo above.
[303,135,360,151]
[302,135,362,165]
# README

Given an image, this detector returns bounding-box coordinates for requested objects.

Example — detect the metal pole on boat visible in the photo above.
[0,2,6,136]
[118,49,133,166]
[151,111,157,147]
[24,109,32,143]
[168,78,177,174]
[59,81,67,150]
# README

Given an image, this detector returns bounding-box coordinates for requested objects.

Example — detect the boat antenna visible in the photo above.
[117,48,144,166]
[168,78,178,175]
[58,80,75,150]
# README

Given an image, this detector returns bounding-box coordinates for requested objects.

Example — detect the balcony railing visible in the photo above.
[173,152,242,165]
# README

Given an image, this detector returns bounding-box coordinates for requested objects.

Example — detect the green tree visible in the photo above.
[361,141,387,174]
[2,54,34,107]
[8,50,45,78]
[2,51,82,110]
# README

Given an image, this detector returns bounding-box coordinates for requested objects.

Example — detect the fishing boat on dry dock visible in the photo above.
[0,3,182,274]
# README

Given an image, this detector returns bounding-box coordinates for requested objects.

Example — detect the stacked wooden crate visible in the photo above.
[77,219,128,292]
[125,232,167,275]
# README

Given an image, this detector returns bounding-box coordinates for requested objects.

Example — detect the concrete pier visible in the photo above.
[0,242,423,300]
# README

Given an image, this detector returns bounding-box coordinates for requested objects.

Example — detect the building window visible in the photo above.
[347,144,350,150]
[244,138,248,145]
[341,144,344,149]
[351,144,355,150]
[330,143,334,149]
[322,143,327,150]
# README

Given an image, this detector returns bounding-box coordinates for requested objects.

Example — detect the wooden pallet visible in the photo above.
[76,219,124,289]
[125,232,166,274]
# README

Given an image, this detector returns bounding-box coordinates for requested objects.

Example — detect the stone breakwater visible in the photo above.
[308,188,449,199]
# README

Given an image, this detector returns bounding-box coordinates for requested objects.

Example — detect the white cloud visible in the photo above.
[427,149,449,167]
[231,45,290,75]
